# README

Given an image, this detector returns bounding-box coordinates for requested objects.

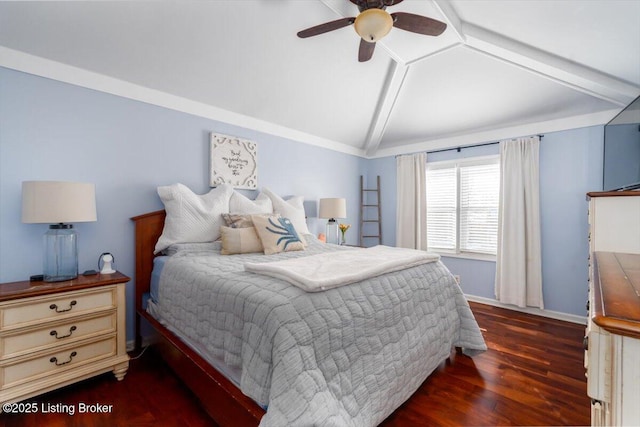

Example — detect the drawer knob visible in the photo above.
[50,351,77,366]
[49,300,77,313]
[50,326,77,339]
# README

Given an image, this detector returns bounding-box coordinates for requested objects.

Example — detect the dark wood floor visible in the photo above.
[382,302,590,426]
[0,302,590,427]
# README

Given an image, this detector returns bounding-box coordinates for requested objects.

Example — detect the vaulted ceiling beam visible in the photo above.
[433,0,637,106]
[431,0,465,43]
[461,22,638,107]
[363,61,409,157]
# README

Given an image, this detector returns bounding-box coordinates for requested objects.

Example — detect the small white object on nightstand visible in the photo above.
[100,253,115,274]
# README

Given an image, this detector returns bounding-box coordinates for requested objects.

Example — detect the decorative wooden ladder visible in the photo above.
[359,175,382,247]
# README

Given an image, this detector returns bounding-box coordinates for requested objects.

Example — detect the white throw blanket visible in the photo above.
[244,245,440,292]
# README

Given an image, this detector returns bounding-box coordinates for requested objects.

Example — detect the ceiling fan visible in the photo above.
[297,0,447,62]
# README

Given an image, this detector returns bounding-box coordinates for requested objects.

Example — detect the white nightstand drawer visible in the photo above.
[0,312,116,360]
[0,288,115,330]
[1,336,116,390]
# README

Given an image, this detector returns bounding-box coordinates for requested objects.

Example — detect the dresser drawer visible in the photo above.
[0,288,115,330]
[0,312,116,360]
[0,336,116,390]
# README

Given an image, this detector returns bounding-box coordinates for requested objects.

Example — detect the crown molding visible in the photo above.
[369,108,618,159]
[0,46,366,159]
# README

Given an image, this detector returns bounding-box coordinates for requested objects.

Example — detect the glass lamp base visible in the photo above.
[326,219,339,245]
[43,224,78,282]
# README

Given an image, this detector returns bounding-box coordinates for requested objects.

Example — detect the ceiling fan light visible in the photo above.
[354,9,393,42]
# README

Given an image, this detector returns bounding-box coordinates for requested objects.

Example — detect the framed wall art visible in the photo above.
[209,132,258,189]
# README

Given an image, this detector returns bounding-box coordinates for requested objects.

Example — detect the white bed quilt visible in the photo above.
[244,245,440,292]
[151,239,487,427]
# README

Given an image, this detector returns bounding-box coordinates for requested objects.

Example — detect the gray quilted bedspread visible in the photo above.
[152,238,486,426]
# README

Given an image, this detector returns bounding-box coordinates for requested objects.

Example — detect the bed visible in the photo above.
[131,186,486,427]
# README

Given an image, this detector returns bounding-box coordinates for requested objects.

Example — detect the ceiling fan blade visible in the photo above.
[358,39,376,62]
[391,12,447,36]
[297,17,355,38]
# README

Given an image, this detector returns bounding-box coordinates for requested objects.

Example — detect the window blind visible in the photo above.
[459,162,499,254]
[426,157,499,256]
[426,167,456,251]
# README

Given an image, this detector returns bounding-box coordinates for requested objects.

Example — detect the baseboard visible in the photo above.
[465,294,587,325]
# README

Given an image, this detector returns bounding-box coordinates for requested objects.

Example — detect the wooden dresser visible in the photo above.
[585,192,640,426]
[0,272,130,407]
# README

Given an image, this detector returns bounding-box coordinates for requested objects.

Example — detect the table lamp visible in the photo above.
[22,181,97,282]
[319,198,346,245]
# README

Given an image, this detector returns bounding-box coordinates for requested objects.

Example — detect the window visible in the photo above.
[426,156,500,257]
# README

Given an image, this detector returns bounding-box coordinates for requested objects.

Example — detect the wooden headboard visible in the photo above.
[130,209,166,348]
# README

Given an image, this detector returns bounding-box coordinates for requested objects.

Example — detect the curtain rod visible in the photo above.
[427,140,498,154]
[427,134,544,155]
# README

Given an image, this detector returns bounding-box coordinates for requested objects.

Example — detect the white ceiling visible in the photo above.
[0,0,639,158]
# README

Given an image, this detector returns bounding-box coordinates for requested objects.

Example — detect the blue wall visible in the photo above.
[368,129,604,317]
[539,127,603,315]
[0,67,365,342]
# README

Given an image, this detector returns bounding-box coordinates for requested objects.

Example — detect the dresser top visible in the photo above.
[592,252,640,338]
[587,190,640,199]
[0,271,130,302]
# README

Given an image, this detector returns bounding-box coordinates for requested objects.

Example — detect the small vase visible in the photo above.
[340,234,346,245]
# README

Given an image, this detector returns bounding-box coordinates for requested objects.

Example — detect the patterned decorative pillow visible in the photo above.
[222,213,276,229]
[261,188,310,235]
[220,226,264,255]
[154,183,233,254]
[251,215,306,255]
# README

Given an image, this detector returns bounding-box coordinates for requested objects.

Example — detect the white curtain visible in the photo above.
[495,136,543,308]
[396,153,427,250]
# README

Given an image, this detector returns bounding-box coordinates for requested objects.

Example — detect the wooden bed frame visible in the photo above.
[131,210,264,426]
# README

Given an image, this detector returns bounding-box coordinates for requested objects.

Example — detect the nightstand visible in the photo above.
[0,272,130,406]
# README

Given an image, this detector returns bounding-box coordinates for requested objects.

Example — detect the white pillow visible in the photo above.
[229,191,272,214]
[154,183,233,254]
[261,187,310,235]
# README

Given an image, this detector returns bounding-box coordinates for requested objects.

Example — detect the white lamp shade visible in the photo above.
[354,9,393,42]
[319,198,347,219]
[22,181,97,224]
